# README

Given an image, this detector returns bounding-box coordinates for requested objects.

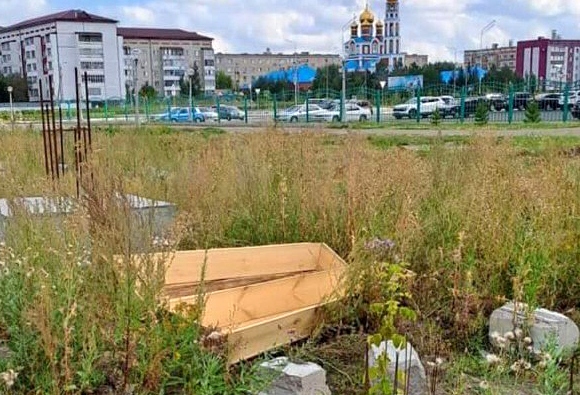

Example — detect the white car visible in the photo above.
[559,90,580,109]
[276,104,326,122]
[310,103,371,122]
[199,107,218,121]
[392,96,445,119]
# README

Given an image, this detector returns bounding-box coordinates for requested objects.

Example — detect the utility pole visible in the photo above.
[131,48,141,128]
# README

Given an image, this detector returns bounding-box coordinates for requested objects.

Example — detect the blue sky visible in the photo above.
[1,0,580,62]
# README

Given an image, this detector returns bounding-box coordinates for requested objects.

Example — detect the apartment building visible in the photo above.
[516,31,580,87]
[464,42,517,72]
[404,54,428,68]
[118,28,215,97]
[0,9,125,102]
[215,50,341,89]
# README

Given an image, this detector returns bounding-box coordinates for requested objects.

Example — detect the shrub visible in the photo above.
[524,101,542,124]
[431,108,441,126]
[474,102,489,126]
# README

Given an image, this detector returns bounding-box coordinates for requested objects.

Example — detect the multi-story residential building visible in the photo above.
[215,50,341,89]
[516,31,580,87]
[404,54,428,68]
[0,9,125,102]
[464,42,517,72]
[117,28,215,97]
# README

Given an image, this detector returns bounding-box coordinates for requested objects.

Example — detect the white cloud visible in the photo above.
[0,0,48,26]
[3,0,580,65]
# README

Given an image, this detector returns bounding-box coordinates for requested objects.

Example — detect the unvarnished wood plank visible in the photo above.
[168,268,343,327]
[225,304,324,365]
[164,243,328,286]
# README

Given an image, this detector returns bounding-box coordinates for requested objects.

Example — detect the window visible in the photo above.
[48,61,53,70]
[88,88,102,96]
[82,74,105,83]
[1,42,9,51]
[81,61,104,69]
[24,37,34,46]
[79,48,104,57]
[32,63,37,71]
[2,54,11,62]
[78,33,102,43]
[47,48,52,57]
[204,59,215,66]
[27,76,38,85]
[29,88,39,97]
[45,34,50,43]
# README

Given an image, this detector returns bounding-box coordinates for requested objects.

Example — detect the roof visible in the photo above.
[0,9,118,33]
[263,64,317,84]
[117,27,212,41]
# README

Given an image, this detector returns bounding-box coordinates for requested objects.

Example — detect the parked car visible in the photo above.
[310,103,371,122]
[275,104,326,122]
[215,105,244,121]
[571,103,580,120]
[512,92,533,111]
[463,97,489,117]
[392,96,445,119]
[199,106,218,121]
[534,93,561,111]
[306,98,335,110]
[347,99,374,115]
[485,93,507,111]
[155,107,205,123]
[559,90,580,109]
[437,96,460,118]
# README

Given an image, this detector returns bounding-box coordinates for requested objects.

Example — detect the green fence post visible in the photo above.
[508,83,514,124]
[306,92,310,123]
[104,99,108,122]
[273,94,277,122]
[244,96,248,124]
[460,86,466,123]
[216,96,221,124]
[416,88,421,123]
[145,98,150,122]
[67,101,71,121]
[563,84,570,123]
[124,100,128,121]
[375,90,380,123]
[340,94,344,122]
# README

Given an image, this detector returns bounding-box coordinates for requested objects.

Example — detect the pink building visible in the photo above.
[516,31,580,87]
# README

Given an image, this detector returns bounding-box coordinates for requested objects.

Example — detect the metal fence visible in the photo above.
[2,80,580,126]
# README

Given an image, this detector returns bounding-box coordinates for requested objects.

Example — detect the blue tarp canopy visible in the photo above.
[263,64,317,84]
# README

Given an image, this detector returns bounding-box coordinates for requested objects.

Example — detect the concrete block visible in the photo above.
[368,341,428,395]
[259,357,331,395]
[489,302,580,352]
[0,195,176,248]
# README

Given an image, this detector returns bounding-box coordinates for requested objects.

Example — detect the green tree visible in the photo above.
[139,83,156,100]
[311,65,342,93]
[180,62,202,97]
[475,101,489,126]
[216,70,233,90]
[524,101,541,123]
[0,74,29,102]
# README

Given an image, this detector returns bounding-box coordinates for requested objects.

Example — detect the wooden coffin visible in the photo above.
[162,243,346,364]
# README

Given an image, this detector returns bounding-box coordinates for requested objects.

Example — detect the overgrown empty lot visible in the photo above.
[2,127,580,394]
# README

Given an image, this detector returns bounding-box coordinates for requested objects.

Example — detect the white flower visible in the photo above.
[435,357,444,365]
[484,353,502,365]
[490,331,501,340]
[0,369,18,388]
[206,331,223,341]
[504,331,515,341]
[523,337,533,345]
[479,380,489,390]
[514,328,523,339]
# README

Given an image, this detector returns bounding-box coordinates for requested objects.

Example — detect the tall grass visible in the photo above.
[1,127,580,392]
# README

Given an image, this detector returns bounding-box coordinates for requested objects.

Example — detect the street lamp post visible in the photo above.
[285,39,299,105]
[131,48,141,128]
[340,16,357,122]
[7,86,14,127]
[325,59,329,98]
[187,68,194,122]
[480,20,496,50]
[255,88,261,110]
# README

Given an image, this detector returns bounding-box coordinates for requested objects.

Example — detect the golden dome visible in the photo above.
[359,4,375,25]
[376,19,384,26]
[387,0,398,3]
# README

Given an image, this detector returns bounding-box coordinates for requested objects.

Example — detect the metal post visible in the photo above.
[216,96,221,124]
[460,86,466,123]
[104,99,108,122]
[375,90,380,123]
[7,86,14,129]
[273,94,277,121]
[563,84,570,123]
[244,96,248,124]
[341,60,346,122]
[132,49,141,128]
[416,88,421,123]
[508,83,514,124]
[306,91,310,123]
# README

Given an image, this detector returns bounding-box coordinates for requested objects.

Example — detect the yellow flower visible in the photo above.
[174,351,181,361]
